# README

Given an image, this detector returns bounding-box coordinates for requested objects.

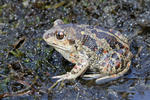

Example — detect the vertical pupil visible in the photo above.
[56,32,64,39]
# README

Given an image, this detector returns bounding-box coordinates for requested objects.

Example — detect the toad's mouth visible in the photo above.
[49,43,70,51]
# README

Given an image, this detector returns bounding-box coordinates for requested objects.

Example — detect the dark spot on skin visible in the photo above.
[81,35,88,45]
[112,53,119,59]
[96,48,103,55]
[80,28,85,31]
[75,45,78,50]
[86,25,94,29]
[68,39,75,45]
[96,32,124,49]
[109,60,115,66]
[118,49,124,55]
[91,29,97,34]
[82,35,98,51]
[118,42,124,48]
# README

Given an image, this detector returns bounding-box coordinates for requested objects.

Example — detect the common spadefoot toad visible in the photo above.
[43,19,132,84]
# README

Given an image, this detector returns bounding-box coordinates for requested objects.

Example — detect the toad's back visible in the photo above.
[66,24,131,75]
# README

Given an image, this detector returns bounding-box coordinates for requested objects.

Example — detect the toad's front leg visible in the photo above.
[52,58,89,82]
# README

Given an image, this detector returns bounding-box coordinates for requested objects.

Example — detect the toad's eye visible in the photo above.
[56,31,65,40]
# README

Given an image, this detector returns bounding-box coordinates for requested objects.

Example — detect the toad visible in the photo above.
[43,19,132,84]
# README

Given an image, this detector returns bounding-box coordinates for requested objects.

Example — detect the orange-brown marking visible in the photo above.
[70,53,74,57]
[71,59,76,63]
[127,62,130,67]
[111,74,116,78]
[103,67,107,72]
[103,50,107,54]
[53,40,57,44]
[126,47,129,50]
[116,62,121,68]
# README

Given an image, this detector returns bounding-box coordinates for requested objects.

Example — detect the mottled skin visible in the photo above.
[43,19,132,84]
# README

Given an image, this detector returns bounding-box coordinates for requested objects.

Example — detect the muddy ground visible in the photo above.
[0,0,150,100]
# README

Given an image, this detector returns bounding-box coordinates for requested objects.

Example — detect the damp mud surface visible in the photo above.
[0,0,150,100]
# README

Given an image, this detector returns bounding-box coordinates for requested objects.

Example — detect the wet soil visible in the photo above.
[0,0,150,100]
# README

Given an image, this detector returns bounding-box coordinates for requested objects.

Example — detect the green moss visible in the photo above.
[63,18,69,24]
[9,49,25,58]
[0,77,10,93]
[0,30,7,35]
[24,58,30,63]
[45,5,52,9]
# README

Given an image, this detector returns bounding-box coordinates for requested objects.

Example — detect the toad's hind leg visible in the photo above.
[95,61,131,84]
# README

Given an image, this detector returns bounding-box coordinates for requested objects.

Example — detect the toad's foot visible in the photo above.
[52,72,77,82]
[82,74,102,80]
[83,61,131,84]
[52,60,89,82]
[82,74,122,84]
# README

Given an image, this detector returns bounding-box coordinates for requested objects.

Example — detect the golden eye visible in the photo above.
[56,31,65,40]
